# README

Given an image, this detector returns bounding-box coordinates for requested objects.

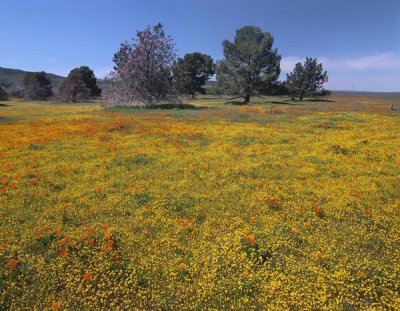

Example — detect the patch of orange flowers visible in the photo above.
[51,301,61,310]
[246,234,255,244]
[356,271,365,279]
[83,272,91,282]
[59,249,67,257]
[267,198,281,210]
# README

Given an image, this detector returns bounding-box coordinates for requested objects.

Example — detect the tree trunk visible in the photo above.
[244,94,251,104]
[299,95,303,101]
[192,93,195,99]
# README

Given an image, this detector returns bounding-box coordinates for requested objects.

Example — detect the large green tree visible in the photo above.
[69,66,102,97]
[286,58,328,100]
[217,26,281,104]
[23,72,53,100]
[58,69,91,102]
[173,52,214,98]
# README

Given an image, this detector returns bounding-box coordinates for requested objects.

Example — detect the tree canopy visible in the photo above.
[58,66,101,102]
[286,58,328,100]
[23,72,53,100]
[217,26,281,104]
[173,52,214,98]
[58,70,91,102]
[69,66,102,97]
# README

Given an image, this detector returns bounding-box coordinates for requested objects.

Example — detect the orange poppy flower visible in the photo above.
[314,251,323,260]
[8,259,18,267]
[101,244,111,252]
[32,230,42,238]
[59,249,67,257]
[10,180,17,187]
[83,272,91,282]
[87,239,94,245]
[69,242,77,248]
[104,232,112,240]
[246,234,255,244]
[178,263,188,270]
[364,209,372,216]
[356,271,365,279]
[313,206,321,214]
[52,301,61,310]
[86,228,94,235]
[53,228,62,235]
[58,236,70,244]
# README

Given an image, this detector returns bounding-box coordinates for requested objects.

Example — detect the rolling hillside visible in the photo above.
[0,67,65,92]
[0,67,106,94]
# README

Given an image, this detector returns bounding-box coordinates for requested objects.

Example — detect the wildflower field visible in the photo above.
[0,96,399,310]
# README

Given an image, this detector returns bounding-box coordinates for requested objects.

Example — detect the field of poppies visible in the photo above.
[0,96,399,310]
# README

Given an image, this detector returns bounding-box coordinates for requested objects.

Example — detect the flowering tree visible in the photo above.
[107,23,178,106]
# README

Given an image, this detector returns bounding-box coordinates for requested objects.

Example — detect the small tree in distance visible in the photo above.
[58,66,101,102]
[23,72,53,100]
[58,70,91,102]
[107,23,178,106]
[217,26,281,104]
[70,66,102,97]
[0,85,8,101]
[173,52,215,98]
[286,58,328,100]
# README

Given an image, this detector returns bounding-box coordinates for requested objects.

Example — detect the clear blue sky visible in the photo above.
[1,0,399,91]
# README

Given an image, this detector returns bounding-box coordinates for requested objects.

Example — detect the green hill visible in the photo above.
[0,67,66,92]
[0,67,106,94]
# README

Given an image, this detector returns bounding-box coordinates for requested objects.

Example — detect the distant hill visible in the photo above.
[0,67,106,93]
[0,67,65,92]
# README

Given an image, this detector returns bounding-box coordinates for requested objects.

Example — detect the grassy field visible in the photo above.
[0,96,399,310]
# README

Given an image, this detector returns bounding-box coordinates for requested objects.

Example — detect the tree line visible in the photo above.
[17,66,101,102]
[0,24,328,104]
[107,23,328,106]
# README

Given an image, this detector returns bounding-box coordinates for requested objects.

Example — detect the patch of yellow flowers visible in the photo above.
[0,99,399,309]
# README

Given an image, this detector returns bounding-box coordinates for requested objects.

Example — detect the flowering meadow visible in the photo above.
[0,97,399,310]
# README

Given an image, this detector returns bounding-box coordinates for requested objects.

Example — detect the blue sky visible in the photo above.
[1,0,399,91]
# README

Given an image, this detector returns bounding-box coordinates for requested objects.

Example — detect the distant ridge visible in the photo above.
[0,67,65,92]
[0,67,106,93]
